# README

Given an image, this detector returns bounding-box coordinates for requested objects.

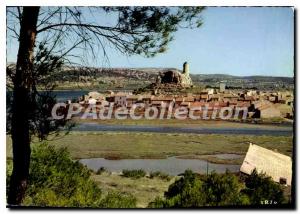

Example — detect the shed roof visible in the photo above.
[240,143,292,185]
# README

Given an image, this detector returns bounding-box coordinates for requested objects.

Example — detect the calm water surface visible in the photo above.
[79,157,241,175]
[72,122,293,136]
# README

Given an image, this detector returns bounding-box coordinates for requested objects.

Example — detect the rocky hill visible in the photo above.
[59,66,294,90]
[6,64,294,90]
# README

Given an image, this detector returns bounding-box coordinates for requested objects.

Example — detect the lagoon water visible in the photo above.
[6,90,89,103]
[51,90,89,102]
[79,157,241,175]
[72,122,293,136]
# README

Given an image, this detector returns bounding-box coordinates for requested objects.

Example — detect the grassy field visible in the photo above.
[6,131,293,164]
[91,172,174,208]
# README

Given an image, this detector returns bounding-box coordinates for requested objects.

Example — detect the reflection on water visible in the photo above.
[79,157,240,175]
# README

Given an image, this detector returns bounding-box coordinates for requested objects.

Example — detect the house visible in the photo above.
[99,100,110,107]
[126,95,141,107]
[249,100,282,119]
[151,96,174,107]
[189,101,205,107]
[207,88,214,95]
[185,96,195,102]
[141,95,152,105]
[236,101,250,107]
[256,105,281,118]
[175,97,185,107]
[88,98,97,105]
[209,94,220,102]
[268,95,278,103]
[251,100,271,109]
[274,103,294,119]
[200,94,208,102]
[246,90,257,97]
[114,95,127,107]
[240,143,292,186]
[151,100,164,107]
[180,101,191,107]
[87,91,105,101]
[221,93,239,103]
[244,96,255,102]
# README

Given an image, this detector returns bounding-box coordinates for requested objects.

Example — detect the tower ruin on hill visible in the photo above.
[134,62,193,95]
[183,61,189,75]
[160,62,193,88]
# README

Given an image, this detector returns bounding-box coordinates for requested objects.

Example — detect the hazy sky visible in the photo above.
[7,7,294,77]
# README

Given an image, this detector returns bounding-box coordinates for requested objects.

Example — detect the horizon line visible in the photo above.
[6,62,294,78]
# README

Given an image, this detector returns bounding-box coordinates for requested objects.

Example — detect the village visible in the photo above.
[71,62,294,121]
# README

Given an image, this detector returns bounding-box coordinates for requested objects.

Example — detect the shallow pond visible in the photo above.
[212,153,244,160]
[79,156,240,175]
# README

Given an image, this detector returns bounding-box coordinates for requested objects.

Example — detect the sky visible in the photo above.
[7,7,294,77]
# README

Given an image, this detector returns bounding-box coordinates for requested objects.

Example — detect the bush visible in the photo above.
[122,169,146,179]
[242,169,285,205]
[202,171,248,206]
[149,171,171,181]
[100,192,136,208]
[148,197,166,208]
[7,144,136,208]
[96,167,107,175]
[149,170,205,208]
[149,169,286,208]
[149,170,248,208]
[23,144,102,207]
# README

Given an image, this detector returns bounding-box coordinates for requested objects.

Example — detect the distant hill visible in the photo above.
[191,73,294,83]
[190,73,293,90]
[6,64,294,90]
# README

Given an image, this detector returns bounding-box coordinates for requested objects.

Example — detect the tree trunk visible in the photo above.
[7,6,40,205]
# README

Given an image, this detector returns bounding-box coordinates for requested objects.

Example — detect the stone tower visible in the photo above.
[183,61,189,75]
[159,61,193,88]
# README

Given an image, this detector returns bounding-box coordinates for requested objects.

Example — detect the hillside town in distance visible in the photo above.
[66,62,294,122]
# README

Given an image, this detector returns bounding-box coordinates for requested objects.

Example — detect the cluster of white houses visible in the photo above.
[77,88,293,120]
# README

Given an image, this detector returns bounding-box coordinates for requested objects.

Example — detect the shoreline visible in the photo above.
[72,117,294,128]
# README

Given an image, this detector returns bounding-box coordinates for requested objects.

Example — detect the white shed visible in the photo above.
[240,143,292,186]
